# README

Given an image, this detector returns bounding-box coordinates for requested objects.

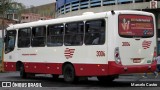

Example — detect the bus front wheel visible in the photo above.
[20,64,27,78]
[63,64,78,83]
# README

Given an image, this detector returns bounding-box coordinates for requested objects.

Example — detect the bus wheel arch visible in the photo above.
[62,62,78,83]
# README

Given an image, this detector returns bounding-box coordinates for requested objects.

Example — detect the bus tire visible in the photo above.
[20,64,27,78]
[63,64,78,83]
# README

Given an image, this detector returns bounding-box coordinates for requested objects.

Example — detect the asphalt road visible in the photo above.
[0,72,160,90]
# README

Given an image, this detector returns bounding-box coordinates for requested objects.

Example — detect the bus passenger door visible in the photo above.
[4,30,17,71]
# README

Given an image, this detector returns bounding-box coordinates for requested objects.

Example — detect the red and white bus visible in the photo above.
[4,10,157,83]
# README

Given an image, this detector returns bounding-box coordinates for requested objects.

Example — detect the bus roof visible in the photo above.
[7,10,153,30]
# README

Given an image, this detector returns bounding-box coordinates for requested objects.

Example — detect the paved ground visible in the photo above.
[0,72,160,90]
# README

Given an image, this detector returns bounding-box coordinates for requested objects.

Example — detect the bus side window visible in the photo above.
[31,26,46,47]
[18,28,31,48]
[47,24,63,46]
[99,26,105,44]
[64,21,84,46]
[5,30,16,53]
[85,19,105,45]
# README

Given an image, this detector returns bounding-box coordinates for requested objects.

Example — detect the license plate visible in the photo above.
[133,58,141,63]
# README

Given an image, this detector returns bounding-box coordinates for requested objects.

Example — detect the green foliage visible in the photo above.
[0,0,25,16]
[0,0,12,14]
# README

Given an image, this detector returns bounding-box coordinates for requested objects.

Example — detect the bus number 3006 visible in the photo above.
[96,51,105,57]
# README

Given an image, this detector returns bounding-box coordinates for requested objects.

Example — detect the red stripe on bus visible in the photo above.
[4,61,157,76]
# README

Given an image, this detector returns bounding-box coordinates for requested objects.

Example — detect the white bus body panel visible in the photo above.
[4,10,157,76]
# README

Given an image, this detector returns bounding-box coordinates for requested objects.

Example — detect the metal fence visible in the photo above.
[56,0,144,16]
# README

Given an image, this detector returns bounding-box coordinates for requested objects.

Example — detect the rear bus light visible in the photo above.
[114,47,121,64]
[133,58,141,63]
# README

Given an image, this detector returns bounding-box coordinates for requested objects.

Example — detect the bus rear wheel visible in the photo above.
[63,64,78,83]
[20,64,27,78]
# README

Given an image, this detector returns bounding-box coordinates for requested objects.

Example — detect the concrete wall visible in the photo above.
[22,3,56,19]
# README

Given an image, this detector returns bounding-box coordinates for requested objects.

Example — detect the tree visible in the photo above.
[0,0,25,17]
[0,0,12,17]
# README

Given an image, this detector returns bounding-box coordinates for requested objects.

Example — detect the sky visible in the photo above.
[13,0,56,7]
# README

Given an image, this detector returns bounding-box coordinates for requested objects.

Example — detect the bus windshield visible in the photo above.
[118,14,154,38]
[5,30,16,53]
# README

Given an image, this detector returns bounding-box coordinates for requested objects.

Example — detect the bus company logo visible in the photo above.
[2,82,11,87]
[1,82,42,87]
[142,40,152,49]
[64,48,75,59]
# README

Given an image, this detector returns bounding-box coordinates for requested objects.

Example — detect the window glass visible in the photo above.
[31,26,46,47]
[158,30,160,38]
[158,41,160,55]
[85,19,105,45]
[18,28,31,47]
[47,24,64,46]
[64,22,84,46]
[5,30,16,53]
